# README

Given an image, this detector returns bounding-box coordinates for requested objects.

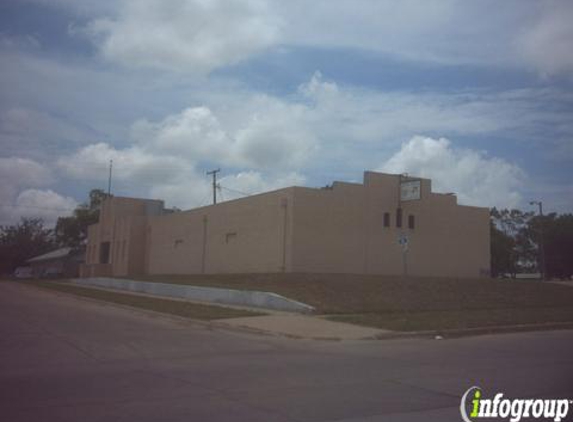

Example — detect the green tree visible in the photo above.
[55,189,107,247]
[88,189,108,210]
[490,216,516,277]
[491,208,534,238]
[492,207,573,280]
[0,218,55,274]
[490,208,535,277]
[530,213,573,279]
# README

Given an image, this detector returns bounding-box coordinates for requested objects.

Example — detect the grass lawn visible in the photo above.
[11,274,573,332]
[328,307,573,332]
[130,273,573,331]
[24,280,264,320]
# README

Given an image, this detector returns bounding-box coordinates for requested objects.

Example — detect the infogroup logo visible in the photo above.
[460,386,571,422]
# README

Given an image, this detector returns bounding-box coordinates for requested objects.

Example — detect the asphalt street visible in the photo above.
[1,282,572,422]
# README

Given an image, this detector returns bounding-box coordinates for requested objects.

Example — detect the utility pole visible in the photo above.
[530,200,545,281]
[107,159,113,196]
[207,168,221,205]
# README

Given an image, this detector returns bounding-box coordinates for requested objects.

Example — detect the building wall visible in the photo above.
[82,172,490,278]
[289,182,367,273]
[146,189,294,274]
[290,172,490,277]
[105,215,148,277]
[83,196,163,277]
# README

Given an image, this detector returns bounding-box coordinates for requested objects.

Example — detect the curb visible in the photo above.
[370,321,573,341]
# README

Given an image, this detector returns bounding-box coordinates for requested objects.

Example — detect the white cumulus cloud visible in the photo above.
[29,0,573,77]
[57,142,193,185]
[0,157,53,190]
[131,101,316,169]
[55,72,564,211]
[84,0,280,73]
[131,107,235,164]
[56,99,312,209]
[379,136,525,208]
[11,189,77,226]
[0,157,76,226]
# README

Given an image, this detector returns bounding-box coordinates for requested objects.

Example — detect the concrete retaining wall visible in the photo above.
[69,278,315,313]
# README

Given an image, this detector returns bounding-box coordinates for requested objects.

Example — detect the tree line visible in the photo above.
[490,208,573,279]
[0,189,107,275]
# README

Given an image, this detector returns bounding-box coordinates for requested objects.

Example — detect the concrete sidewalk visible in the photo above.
[216,314,390,340]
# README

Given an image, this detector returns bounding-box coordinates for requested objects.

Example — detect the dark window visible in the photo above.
[408,215,415,229]
[99,242,110,264]
[383,212,390,227]
[396,208,403,228]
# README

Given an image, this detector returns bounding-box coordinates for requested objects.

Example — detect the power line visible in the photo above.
[218,185,253,197]
[197,191,213,207]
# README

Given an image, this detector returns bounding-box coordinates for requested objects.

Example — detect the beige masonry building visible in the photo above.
[81,171,490,278]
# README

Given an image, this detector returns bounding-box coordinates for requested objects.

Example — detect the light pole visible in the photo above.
[529,201,545,281]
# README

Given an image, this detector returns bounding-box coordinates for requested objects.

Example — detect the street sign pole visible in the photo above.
[398,234,409,277]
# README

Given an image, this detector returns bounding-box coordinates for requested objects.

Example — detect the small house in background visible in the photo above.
[27,247,85,278]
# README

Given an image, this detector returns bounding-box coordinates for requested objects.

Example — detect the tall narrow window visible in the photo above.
[99,242,110,264]
[396,208,403,228]
[408,215,415,229]
[383,212,390,227]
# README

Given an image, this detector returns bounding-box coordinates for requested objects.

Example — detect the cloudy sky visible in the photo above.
[1,0,572,226]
